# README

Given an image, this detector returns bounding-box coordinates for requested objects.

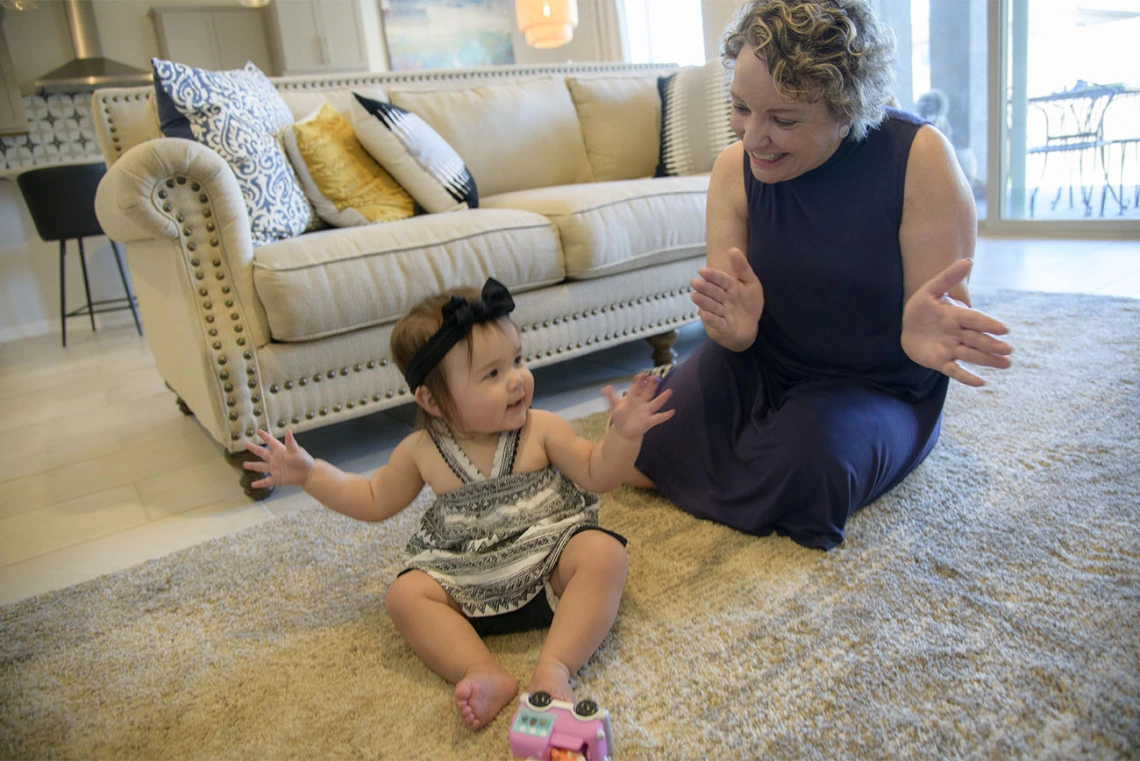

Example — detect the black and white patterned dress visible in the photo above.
[403,421,601,618]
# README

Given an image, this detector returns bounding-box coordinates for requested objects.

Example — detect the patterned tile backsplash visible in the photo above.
[1,92,104,172]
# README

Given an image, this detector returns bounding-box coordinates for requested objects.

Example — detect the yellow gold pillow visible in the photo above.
[284,104,415,227]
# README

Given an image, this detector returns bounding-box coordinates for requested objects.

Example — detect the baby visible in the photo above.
[244,278,673,729]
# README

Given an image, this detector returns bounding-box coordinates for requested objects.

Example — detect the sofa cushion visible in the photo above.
[252,208,564,342]
[482,176,708,279]
[150,58,317,245]
[284,105,415,228]
[280,86,388,122]
[657,59,737,177]
[389,77,593,198]
[567,76,661,182]
[351,93,479,213]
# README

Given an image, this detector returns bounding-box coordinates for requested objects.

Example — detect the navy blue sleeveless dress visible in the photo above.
[636,109,948,550]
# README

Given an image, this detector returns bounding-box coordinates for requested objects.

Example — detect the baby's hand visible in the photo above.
[243,429,316,489]
[601,373,675,440]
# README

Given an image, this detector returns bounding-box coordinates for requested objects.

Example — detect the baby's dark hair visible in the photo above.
[390,286,516,430]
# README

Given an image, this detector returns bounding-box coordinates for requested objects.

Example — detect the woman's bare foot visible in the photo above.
[454,663,518,730]
[527,658,574,703]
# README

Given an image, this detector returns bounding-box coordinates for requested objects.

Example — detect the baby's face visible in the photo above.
[440,319,534,436]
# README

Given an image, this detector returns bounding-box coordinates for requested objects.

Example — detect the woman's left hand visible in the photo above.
[901,258,1013,387]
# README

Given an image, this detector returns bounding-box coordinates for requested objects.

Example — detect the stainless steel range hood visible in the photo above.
[34,0,152,94]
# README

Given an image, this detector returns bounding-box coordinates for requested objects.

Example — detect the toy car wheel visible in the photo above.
[528,691,553,708]
[573,699,598,718]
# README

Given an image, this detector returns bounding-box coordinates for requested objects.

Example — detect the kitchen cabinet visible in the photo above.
[151,6,276,73]
[269,0,368,75]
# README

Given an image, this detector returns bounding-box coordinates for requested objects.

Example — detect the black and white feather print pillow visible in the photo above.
[350,93,478,212]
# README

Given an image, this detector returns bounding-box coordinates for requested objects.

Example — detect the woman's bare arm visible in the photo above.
[899,125,1012,386]
[705,142,750,275]
[899,125,977,305]
[691,142,765,351]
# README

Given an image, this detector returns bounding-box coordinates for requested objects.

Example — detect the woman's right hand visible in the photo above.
[243,429,315,489]
[690,247,765,351]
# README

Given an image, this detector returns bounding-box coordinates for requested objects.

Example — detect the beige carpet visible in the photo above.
[2,290,1139,760]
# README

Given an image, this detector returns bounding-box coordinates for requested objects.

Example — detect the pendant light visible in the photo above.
[515,0,578,49]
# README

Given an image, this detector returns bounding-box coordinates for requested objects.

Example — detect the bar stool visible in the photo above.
[17,162,142,347]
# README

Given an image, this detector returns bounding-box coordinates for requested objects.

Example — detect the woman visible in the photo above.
[628,0,1013,549]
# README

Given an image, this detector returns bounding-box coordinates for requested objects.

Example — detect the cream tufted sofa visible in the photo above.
[92,62,708,497]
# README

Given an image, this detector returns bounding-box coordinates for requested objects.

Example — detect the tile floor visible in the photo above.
[2,234,1139,606]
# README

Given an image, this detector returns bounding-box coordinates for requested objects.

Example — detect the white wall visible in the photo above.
[702,0,741,62]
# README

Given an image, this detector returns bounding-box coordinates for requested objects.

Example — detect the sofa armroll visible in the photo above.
[94,137,275,451]
[94,137,269,348]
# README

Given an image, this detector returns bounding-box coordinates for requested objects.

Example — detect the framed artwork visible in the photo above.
[382,0,516,71]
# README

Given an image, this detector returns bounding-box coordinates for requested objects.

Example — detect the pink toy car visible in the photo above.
[508,691,615,761]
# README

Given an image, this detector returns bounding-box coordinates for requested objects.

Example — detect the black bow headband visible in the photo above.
[403,278,516,391]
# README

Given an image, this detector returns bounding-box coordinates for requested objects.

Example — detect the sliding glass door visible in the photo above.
[996,0,1140,225]
[876,0,989,220]
[875,0,1138,233]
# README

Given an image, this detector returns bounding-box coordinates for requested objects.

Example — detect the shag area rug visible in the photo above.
[1,290,1138,760]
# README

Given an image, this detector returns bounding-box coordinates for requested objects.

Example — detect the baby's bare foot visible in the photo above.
[527,659,574,703]
[454,663,518,730]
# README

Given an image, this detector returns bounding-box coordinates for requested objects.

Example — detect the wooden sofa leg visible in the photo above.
[225,449,276,501]
[646,330,678,366]
[165,382,194,416]
[162,382,271,500]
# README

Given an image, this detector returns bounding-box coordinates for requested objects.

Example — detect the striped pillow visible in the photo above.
[349,93,478,213]
[656,59,738,177]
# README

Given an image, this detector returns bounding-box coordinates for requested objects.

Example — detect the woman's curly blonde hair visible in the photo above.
[723,0,897,140]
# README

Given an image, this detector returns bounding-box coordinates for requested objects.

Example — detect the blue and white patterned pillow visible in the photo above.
[151,59,316,244]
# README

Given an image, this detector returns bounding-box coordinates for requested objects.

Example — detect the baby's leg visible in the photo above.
[385,570,517,730]
[531,531,628,701]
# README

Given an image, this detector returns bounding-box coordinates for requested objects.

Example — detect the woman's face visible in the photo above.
[729,44,848,183]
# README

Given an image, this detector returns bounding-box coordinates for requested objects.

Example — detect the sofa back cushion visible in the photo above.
[389,77,593,197]
[280,86,389,122]
[96,65,679,169]
[567,76,661,182]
